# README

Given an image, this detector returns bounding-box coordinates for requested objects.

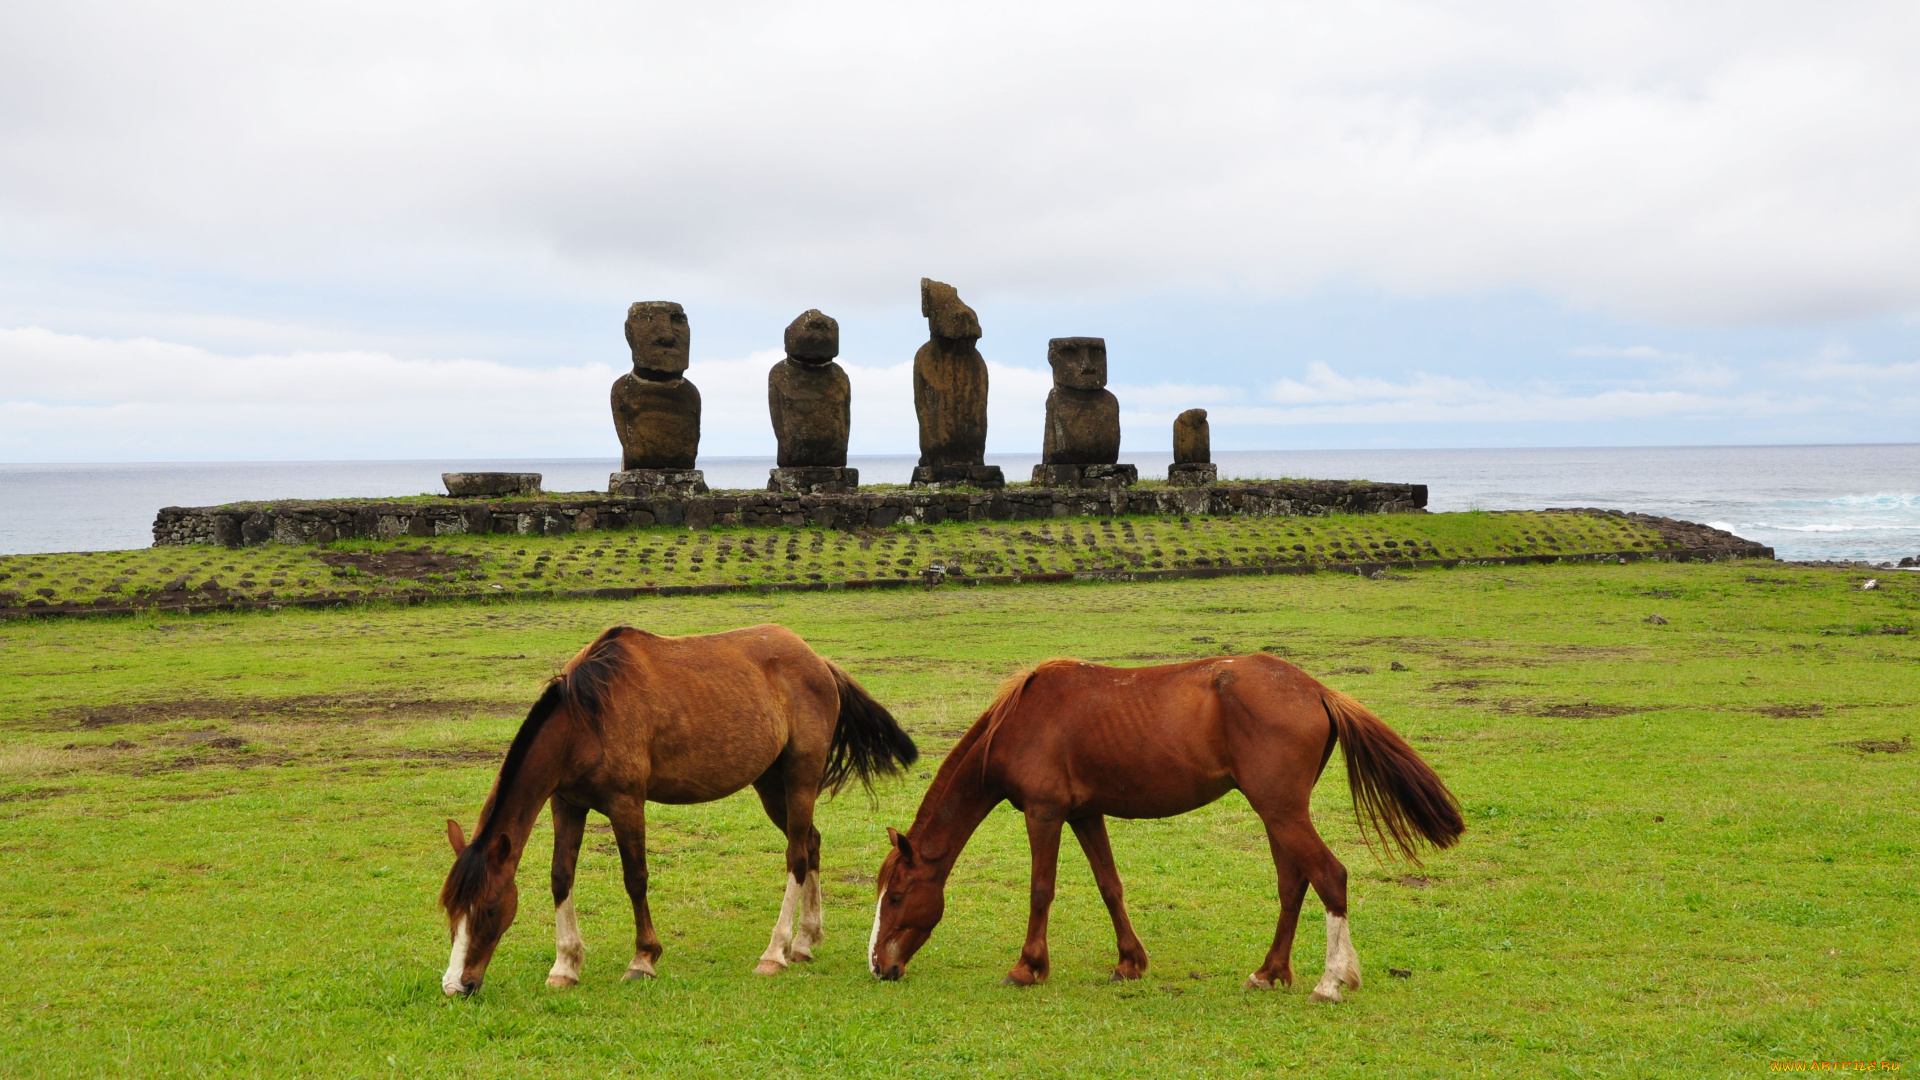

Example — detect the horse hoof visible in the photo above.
[1244,974,1274,990]
[754,959,788,976]
[788,949,815,964]
[545,974,579,989]
[622,964,656,982]
[1309,984,1344,1004]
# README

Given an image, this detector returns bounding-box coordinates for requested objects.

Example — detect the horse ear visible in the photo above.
[887,827,913,864]
[446,818,467,855]
[488,831,512,863]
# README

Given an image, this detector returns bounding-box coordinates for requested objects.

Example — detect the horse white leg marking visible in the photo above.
[1310,913,1362,1003]
[442,917,471,997]
[791,869,824,961]
[546,896,584,987]
[755,873,801,974]
[867,893,885,977]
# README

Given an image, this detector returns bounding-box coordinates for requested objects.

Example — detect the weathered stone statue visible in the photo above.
[1031,336,1136,488]
[610,301,707,496]
[767,309,858,494]
[910,278,1003,489]
[1168,408,1216,485]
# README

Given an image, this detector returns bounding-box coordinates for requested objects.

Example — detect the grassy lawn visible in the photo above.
[0,558,1914,1077]
[0,509,1672,610]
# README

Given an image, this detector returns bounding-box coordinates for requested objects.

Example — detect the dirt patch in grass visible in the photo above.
[1754,704,1824,718]
[133,743,501,776]
[312,547,479,580]
[1836,736,1912,754]
[59,695,520,730]
[1534,703,1653,718]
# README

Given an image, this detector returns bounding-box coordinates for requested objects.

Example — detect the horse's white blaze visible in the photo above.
[442,917,472,996]
[548,897,583,983]
[867,893,885,977]
[1310,913,1361,1002]
[758,874,802,971]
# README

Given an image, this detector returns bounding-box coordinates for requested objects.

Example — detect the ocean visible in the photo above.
[3,445,1917,563]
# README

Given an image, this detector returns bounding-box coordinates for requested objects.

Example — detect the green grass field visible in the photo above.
[0,509,1672,610]
[2,554,1915,1077]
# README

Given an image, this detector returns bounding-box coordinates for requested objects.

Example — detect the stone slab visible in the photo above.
[443,472,542,497]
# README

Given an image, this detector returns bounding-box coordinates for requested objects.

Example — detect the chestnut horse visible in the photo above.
[439,624,917,996]
[869,655,1462,1001]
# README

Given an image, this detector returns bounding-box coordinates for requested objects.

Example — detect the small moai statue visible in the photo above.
[609,301,707,496]
[1031,336,1136,489]
[767,309,859,494]
[910,278,1004,489]
[1167,408,1217,485]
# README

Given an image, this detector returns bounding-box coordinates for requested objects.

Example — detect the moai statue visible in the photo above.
[1167,408,1217,485]
[910,278,1004,489]
[766,309,858,494]
[609,301,707,496]
[1031,336,1136,489]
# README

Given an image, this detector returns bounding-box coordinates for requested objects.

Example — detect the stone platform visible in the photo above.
[1167,463,1217,486]
[910,465,1005,490]
[154,480,1429,547]
[1031,463,1137,488]
[769,466,859,495]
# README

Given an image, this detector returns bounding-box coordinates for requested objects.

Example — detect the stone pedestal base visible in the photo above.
[1032,463,1138,489]
[769,466,859,495]
[1166,462,1217,487]
[443,472,542,497]
[910,465,1005,490]
[609,469,708,497]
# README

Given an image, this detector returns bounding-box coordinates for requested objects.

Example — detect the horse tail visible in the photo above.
[1322,689,1465,862]
[823,663,919,795]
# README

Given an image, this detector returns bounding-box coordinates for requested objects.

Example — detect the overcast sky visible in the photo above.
[2,1,1917,462]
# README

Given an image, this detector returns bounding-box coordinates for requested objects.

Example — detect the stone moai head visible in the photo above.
[784,309,839,363]
[920,278,981,343]
[1048,337,1108,391]
[625,301,691,376]
[1173,408,1210,464]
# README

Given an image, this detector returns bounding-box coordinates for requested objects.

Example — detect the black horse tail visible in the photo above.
[823,663,918,795]
[1323,689,1465,863]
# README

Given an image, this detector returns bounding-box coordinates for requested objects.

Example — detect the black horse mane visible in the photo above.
[440,627,630,920]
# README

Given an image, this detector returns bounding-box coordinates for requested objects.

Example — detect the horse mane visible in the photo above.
[905,659,1077,850]
[440,627,632,921]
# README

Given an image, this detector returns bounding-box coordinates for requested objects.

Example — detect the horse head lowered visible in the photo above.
[438,624,917,997]
[869,827,947,980]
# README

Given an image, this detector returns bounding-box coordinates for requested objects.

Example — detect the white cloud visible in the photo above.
[0,325,1067,460]
[1104,355,1876,430]
[1,2,1917,322]
[10,321,1920,460]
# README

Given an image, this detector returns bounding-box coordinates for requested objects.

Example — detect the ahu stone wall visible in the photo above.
[152,481,1429,548]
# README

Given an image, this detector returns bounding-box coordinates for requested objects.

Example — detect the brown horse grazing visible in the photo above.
[439,624,917,997]
[868,655,1462,1001]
